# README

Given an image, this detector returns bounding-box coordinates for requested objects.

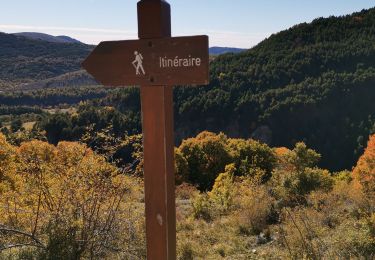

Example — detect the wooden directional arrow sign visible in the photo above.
[82,35,209,86]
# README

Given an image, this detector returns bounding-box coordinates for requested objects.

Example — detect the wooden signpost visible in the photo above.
[82,0,209,259]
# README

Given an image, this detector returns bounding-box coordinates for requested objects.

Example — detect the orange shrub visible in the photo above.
[353,134,375,194]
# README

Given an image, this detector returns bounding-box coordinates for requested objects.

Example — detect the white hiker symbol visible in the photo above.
[132,51,145,75]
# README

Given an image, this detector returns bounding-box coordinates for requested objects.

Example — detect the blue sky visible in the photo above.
[0,0,374,48]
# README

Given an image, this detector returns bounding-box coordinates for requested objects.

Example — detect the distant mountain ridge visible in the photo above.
[209,47,246,55]
[12,32,244,55]
[13,32,82,44]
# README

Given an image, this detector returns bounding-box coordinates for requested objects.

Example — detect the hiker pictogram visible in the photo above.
[132,51,145,75]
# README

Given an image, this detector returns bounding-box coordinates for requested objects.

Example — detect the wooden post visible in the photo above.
[138,1,176,259]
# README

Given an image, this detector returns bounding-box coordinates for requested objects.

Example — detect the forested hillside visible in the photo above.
[209,47,246,55]
[0,33,93,84]
[172,8,375,170]
[13,32,82,44]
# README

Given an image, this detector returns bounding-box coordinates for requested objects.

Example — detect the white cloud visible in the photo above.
[0,24,270,48]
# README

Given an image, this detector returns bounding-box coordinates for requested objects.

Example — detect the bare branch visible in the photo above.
[32,191,42,237]
[0,225,45,249]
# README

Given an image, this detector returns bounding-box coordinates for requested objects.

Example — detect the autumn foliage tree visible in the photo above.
[353,134,375,195]
[227,138,276,182]
[271,143,333,205]
[175,131,276,190]
[177,131,231,190]
[0,134,145,259]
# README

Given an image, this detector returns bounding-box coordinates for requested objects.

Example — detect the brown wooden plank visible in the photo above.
[141,85,176,260]
[82,35,209,86]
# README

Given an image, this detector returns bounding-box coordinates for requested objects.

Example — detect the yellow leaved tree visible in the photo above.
[0,134,145,259]
[353,134,375,195]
